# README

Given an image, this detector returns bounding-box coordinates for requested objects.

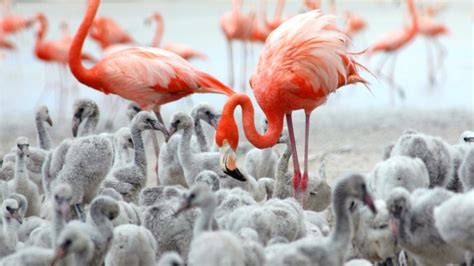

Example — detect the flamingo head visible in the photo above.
[144,12,162,25]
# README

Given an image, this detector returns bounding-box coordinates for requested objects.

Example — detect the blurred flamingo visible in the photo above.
[417,8,448,85]
[90,16,134,49]
[220,0,254,89]
[344,11,367,38]
[70,0,236,137]
[0,34,15,50]
[265,0,286,30]
[34,13,96,118]
[0,14,35,34]
[367,0,418,99]
[216,11,367,204]
[302,0,320,11]
[145,12,207,61]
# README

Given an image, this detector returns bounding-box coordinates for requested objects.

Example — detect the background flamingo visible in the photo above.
[216,11,367,204]
[417,7,449,85]
[90,16,134,49]
[220,0,254,90]
[0,14,34,35]
[69,0,237,179]
[366,0,418,99]
[34,13,96,119]
[344,11,367,38]
[145,12,207,61]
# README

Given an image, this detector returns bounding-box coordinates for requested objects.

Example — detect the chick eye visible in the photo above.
[146,118,152,123]
[6,206,12,212]
[205,111,211,115]
[64,239,72,247]
[189,193,195,200]
[361,184,366,191]
[176,119,181,124]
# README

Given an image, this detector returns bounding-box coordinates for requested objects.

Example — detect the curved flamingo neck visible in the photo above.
[69,0,99,88]
[407,0,418,31]
[274,0,285,19]
[218,94,284,150]
[34,16,47,56]
[232,0,242,11]
[151,14,164,48]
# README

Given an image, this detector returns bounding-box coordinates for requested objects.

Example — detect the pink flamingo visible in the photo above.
[220,0,254,89]
[34,13,96,118]
[367,0,418,99]
[0,15,35,35]
[216,11,367,204]
[344,11,367,38]
[146,12,207,61]
[70,0,237,179]
[417,8,448,85]
[90,16,134,49]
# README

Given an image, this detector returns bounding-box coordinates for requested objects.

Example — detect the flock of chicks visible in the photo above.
[0,98,473,266]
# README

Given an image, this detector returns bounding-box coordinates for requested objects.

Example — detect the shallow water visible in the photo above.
[0,0,472,122]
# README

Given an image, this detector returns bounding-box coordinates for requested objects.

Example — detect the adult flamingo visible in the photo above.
[70,0,236,180]
[220,0,254,89]
[0,14,35,34]
[344,11,367,38]
[146,12,207,61]
[265,0,286,30]
[0,34,14,49]
[366,0,418,98]
[417,10,448,85]
[216,11,367,204]
[34,13,96,118]
[70,0,236,129]
[90,16,134,49]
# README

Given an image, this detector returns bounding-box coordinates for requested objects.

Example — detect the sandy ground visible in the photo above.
[1,107,471,187]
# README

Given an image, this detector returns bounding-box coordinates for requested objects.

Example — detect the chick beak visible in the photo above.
[12,212,22,224]
[363,192,377,214]
[72,115,82,137]
[51,247,66,266]
[167,125,177,142]
[174,200,190,217]
[46,116,53,127]
[60,202,70,218]
[389,217,400,243]
[152,121,170,142]
[464,137,474,143]
[220,143,246,182]
[210,114,221,129]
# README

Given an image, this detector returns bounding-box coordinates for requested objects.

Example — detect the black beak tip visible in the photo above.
[224,167,247,182]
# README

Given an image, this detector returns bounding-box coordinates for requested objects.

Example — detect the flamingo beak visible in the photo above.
[220,142,246,182]
[152,121,170,142]
[12,212,22,224]
[210,114,221,129]
[72,115,81,138]
[389,217,400,244]
[464,137,474,143]
[363,191,377,214]
[60,202,70,218]
[46,116,53,127]
[174,199,191,217]
[51,247,66,266]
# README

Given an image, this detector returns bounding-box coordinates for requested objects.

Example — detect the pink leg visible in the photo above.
[286,113,302,200]
[301,113,310,193]
[241,41,247,93]
[227,40,234,88]
[425,40,435,87]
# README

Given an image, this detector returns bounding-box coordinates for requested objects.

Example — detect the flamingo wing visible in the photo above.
[254,11,362,98]
[97,47,233,108]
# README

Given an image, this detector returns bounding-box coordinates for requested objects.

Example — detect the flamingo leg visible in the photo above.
[285,113,302,202]
[152,108,165,184]
[301,113,310,192]
[241,41,247,93]
[433,38,447,80]
[227,39,234,88]
[425,40,435,87]
[375,54,389,75]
